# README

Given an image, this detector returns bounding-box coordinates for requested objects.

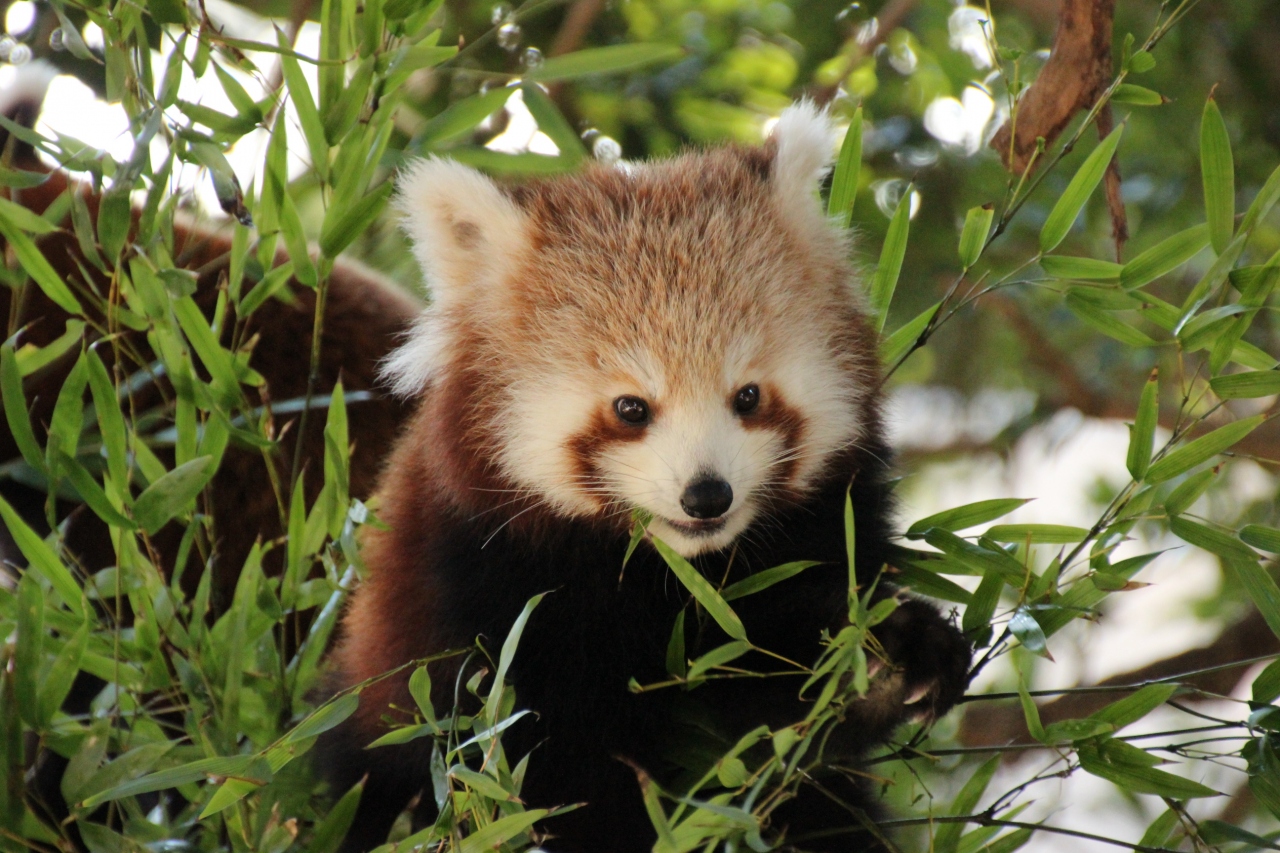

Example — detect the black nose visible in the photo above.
[680,476,733,519]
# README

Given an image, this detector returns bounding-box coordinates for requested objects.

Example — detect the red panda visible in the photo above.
[320,104,972,851]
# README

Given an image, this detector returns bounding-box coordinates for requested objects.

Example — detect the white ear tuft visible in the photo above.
[770,100,839,222]
[384,157,531,396]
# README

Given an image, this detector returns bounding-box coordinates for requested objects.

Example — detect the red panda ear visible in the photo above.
[384,157,532,395]
[770,101,840,228]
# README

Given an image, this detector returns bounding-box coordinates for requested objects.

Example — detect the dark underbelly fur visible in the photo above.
[317,441,972,852]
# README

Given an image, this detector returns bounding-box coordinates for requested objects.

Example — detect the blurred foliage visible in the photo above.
[0,0,1279,850]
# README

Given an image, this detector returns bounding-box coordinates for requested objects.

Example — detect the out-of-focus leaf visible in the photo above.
[827,108,863,227]
[80,756,270,808]
[870,185,912,332]
[0,494,85,616]
[1127,369,1159,480]
[2,340,46,473]
[1254,658,1280,704]
[320,182,393,258]
[933,755,1000,853]
[1242,525,1280,554]
[958,204,994,269]
[1230,559,1280,641]
[1242,161,1280,235]
[520,83,588,163]
[0,213,80,313]
[276,26,329,179]
[1111,84,1165,106]
[1201,95,1235,254]
[1009,608,1052,660]
[417,86,516,149]
[1040,124,1124,253]
[1199,820,1280,850]
[525,44,683,82]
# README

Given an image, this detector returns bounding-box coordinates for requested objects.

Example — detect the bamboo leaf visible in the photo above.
[722,561,819,601]
[1064,293,1158,347]
[0,213,80,313]
[1111,84,1165,106]
[484,593,545,725]
[54,451,135,529]
[417,86,516,149]
[1078,742,1218,798]
[958,204,994,269]
[907,498,1031,538]
[934,755,1000,853]
[984,524,1088,544]
[1040,124,1124,253]
[1040,255,1123,281]
[1164,468,1216,517]
[1090,683,1177,731]
[1145,414,1266,483]
[520,83,588,163]
[1210,370,1280,399]
[1121,223,1211,290]
[1,340,46,473]
[870,186,912,332]
[652,537,747,641]
[879,301,939,365]
[1229,559,1280,640]
[1169,516,1258,563]
[1241,524,1280,554]
[1127,369,1159,480]
[0,495,85,616]
[827,108,863,227]
[320,182,393,258]
[1201,94,1235,254]
[133,456,215,534]
[524,44,683,82]
[1241,161,1280,235]
[276,26,329,179]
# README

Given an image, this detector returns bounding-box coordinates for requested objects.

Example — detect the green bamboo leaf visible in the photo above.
[686,640,751,681]
[1241,161,1280,235]
[457,810,550,853]
[417,86,517,149]
[1241,525,1280,554]
[323,56,374,145]
[320,182,393,258]
[1138,809,1180,848]
[84,348,127,494]
[0,195,56,235]
[907,498,1031,538]
[1010,608,1052,659]
[1040,255,1123,281]
[365,723,435,749]
[284,693,360,744]
[1,340,46,473]
[1039,124,1124,253]
[879,301,939,366]
[1127,368,1159,479]
[484,593,545,725]
[47,353,88,464]
[1169,516,1258,563]
[1078,742,1218,798]
[934,756,1000,853]
[1039,718,1115,744]
[870,186,912,332]
[525,43,683,82]
[38,621,88,726]
[14,574,43,728]
[54,452,135,529]
[1210,370,1280,399]
[0,213,80,313]
[827,108,863,226]
[1164,468,1216,517]
[1255,658,1280,703]
[0,495,85,616]
[212,63,262,122]
[1230,559,1280,640]
[1201,95,1235,254]
[652,537,747,641]
[984,524,1088,544]
[133,456,215,534]
[665,609,686,678]
[80,756,268,808]
[1200,821,1280,851]
[1090,683,1177,731]
[1017,674,1046,742]
[888,560,973,604]
[1121,223,1211,290]
[1111,84,1165,106]
[962,570,1002,637]
[1064,293,1158,347]
[519,83,588,163]
[276,26,329,179]
[958,204,994,269]
[1145,414,1266,483]
[923,530,1025,585]
[722,561,819,600]
[444,148,579,175]
[199,778,261,818]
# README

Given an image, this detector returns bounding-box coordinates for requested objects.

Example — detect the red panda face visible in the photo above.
[386,104,881,557]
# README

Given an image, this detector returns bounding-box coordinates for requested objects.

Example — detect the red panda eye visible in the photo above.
[614,396,650,425]
[733,384,760,415]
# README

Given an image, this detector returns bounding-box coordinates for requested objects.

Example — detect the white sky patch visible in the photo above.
[81,21,105,52]
[949,4,994,69]
[484,86,561,156]
[923,84,995,155]
[38,74,135,165]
